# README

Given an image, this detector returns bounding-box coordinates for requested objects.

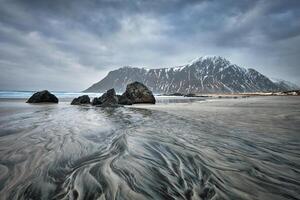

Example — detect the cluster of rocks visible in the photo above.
[91,81,155,107]
[26,82,156,106]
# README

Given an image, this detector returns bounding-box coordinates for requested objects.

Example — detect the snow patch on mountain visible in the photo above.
[84,56,290,94]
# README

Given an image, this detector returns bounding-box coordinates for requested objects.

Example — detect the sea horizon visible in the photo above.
[0,90,102,99]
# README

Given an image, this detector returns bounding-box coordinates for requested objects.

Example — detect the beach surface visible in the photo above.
[0,96,299,199]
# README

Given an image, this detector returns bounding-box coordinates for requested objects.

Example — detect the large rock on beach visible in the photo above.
[92,89,120,107]
[184,93,196,97]
[71,95,90,105]
[122,82,156,104]
[26,90,58,103]
[117,95,133,105]
[92,97,102,106]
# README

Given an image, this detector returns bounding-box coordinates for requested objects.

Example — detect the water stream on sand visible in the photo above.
[0,97,299,200]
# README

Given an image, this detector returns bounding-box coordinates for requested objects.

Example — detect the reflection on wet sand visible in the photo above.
[0,97,299,199]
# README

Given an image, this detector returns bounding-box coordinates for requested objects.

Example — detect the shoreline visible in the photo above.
[0,94,299,103]
[0,94,299,199]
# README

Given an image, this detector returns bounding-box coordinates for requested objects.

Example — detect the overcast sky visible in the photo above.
[0,0,300,91]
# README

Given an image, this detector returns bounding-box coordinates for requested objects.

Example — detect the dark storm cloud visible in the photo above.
[0,0,299,91]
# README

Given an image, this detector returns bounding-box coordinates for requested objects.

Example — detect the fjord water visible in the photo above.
[0,97,299,199]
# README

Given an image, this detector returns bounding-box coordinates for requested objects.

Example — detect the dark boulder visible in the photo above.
[92,97,102,106]
[169,93,184,96]
[71,95,90,105]
[122,82,155,104]
[184,93,196,97]
[117,95,133,105]
[101,88,119,106]
[26,90,58,103]
[92,88,120,107]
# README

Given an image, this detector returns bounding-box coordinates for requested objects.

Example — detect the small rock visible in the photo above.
[26,90,58,103]
[71,95,90,105]
[122,82,155,104]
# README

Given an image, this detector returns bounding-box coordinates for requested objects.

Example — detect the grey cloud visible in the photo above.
[0,0,299,91]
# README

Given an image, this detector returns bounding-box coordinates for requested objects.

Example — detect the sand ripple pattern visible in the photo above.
[0,100,300,200]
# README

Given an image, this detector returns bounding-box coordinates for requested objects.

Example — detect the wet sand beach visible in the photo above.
[0,96,299,199]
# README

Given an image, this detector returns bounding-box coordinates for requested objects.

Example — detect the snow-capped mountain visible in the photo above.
[84,56,290,94]
[271,78,299,91]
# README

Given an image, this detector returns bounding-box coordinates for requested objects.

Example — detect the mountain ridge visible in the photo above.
[84,56,296,94]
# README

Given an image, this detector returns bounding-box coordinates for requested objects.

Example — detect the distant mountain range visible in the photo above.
[84,56,298,94]
[270,78,299,91]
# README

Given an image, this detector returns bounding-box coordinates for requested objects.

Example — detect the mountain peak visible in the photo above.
[187,56,230,67]
[84,56,288,93]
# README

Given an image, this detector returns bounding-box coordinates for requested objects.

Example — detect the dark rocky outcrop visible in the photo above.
[101,88,119,106]
[184,93,196,97]
[169,93,184,96]
[92,97,102,106]
[71,95,90,105]
[91,83,155,106]
[122,82,155,104]
[92,89,120,107]
[117,95,133,105]
[26,90,58,103]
